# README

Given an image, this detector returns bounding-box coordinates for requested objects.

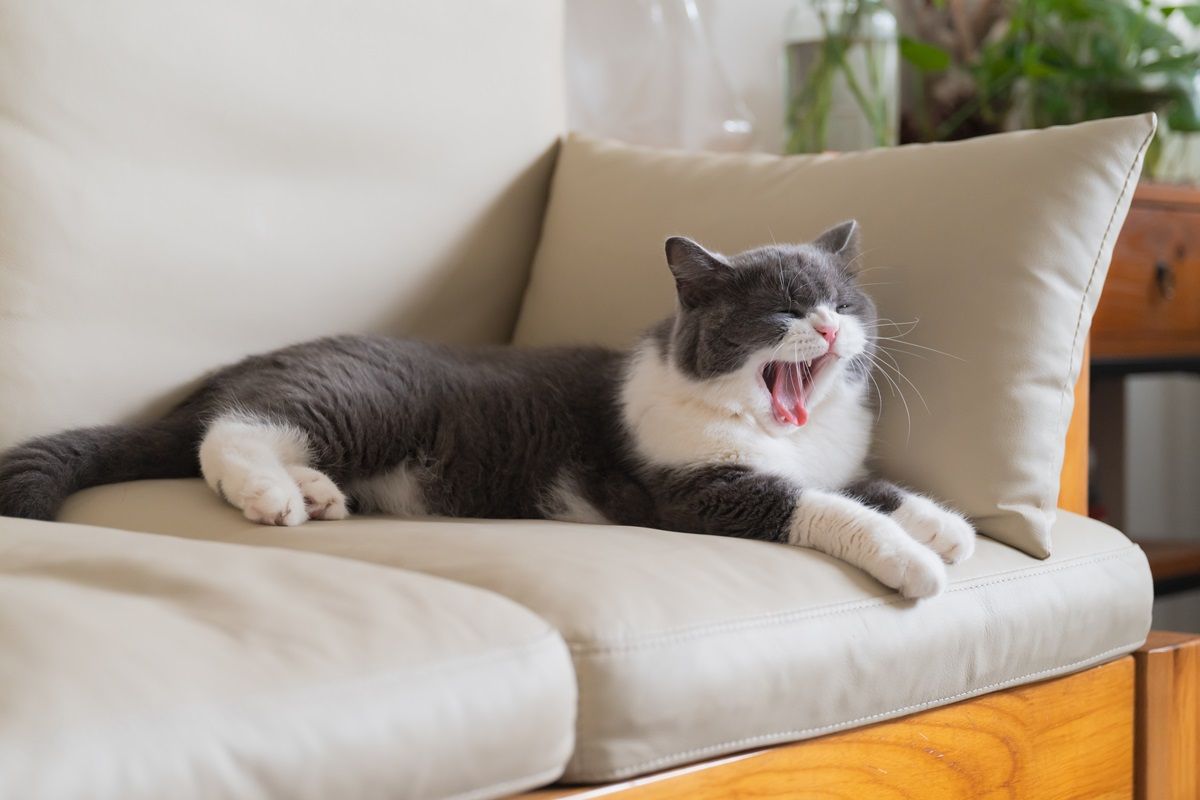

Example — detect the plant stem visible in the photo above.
[786,0,894,151]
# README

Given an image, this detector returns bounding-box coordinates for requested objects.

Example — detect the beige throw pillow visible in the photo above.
[513,116,1155,557]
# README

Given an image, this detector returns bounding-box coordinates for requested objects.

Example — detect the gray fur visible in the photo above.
[0,421,200,520]
[644,464,797,542]
[844,478,905,514]
[0,221,917,542]
[662,224,877,382]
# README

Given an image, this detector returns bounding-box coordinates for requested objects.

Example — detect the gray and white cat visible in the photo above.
[0,221,973,598]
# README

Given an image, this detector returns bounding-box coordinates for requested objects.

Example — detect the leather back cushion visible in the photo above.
[513,118,1155,557]
[0,0,563,447]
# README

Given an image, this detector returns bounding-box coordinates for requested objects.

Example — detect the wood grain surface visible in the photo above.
[1093,192,1200,361]
[1136,632,1200,800]
[521,658,1134,800]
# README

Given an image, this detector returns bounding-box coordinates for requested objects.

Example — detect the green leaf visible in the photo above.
[1166,78,1200,132]
[920,0,1200,140]
[1142,53,1200,73]
[899,36,952,72]
[1168,97,1200,131]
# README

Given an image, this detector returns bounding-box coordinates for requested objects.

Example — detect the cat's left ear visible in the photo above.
[665,236,730,307]
[813,220,861,270]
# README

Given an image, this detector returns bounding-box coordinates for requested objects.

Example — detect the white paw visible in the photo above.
[789,492,948,600]
[876,538,948,599]
[286,466,349,521]
[893,495,976,564]
[239,475,308,527]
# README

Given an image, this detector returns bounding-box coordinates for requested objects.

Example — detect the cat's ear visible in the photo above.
[665,236,729,307]
[813,220,861,268]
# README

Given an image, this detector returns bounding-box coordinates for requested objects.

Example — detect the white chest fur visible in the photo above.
[620,342,873,489]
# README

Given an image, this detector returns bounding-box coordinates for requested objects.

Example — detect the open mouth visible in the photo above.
[761,354,835,427]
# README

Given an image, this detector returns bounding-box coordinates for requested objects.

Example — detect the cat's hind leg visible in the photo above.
[198,414,348,526]
[285,465,349,521]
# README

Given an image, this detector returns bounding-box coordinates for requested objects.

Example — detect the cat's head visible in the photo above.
[662,220,876,432]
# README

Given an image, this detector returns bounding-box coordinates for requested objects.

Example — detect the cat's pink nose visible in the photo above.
[814,323,838,345]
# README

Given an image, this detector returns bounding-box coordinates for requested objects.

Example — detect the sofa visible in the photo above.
[0,2,1159,799]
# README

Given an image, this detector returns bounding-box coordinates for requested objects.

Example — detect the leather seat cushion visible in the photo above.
[0,516,576,800]
[62,480,1152,782]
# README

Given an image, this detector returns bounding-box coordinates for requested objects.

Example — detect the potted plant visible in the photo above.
[784,0,902,153]
[898,0,1200,175]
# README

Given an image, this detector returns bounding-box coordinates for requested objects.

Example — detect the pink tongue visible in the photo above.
[771,363,809,426]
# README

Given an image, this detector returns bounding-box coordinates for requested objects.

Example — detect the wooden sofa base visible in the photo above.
[525,656,1135,800]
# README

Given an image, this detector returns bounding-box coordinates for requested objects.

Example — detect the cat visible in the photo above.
[0,220,974,598]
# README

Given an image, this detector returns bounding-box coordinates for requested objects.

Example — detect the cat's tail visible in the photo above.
[0,417,201,521]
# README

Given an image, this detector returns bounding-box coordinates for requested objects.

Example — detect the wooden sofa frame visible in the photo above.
[520,359,1200,799]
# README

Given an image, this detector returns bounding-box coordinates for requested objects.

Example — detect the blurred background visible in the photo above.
[564,0,1200,631]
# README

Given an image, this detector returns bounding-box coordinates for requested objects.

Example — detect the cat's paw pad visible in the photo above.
[287,466,348,521]
[240,477,307,527]
[893,495,975,564]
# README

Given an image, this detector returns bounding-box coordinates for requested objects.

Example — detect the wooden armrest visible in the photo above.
[1135,631,1200,800]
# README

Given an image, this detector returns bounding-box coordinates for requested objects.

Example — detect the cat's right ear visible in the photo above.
[665,236,728,307]
[812,220,862,270]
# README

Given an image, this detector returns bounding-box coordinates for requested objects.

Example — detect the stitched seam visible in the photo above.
[573,641,1142,782]
[440,764,566,800]
[567,545,1142,655]
[1049,121,1155,512]
[566,545,1144,775]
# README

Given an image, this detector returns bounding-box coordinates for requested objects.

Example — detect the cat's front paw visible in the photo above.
[876,539,947,599]
[893,494,975,564]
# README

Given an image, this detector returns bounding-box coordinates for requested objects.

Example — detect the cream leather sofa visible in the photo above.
[0,2,1153,799]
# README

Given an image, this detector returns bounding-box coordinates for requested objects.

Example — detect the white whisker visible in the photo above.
[862,318,920,333]
[863,368,884,420]
[843,246,882,275]
[875,350,929,413]
[865,352,911,443]
[874,338,965,361]
[877,344,928,361]
[851,263,896,277]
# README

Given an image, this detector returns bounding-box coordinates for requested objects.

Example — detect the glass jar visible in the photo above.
[566,0,755,152]
[784,0,899,153]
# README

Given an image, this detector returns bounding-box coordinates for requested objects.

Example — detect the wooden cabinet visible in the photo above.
[1062,185,1200,517]
[1093,184,1200,363]
[1089,183,1200,590]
